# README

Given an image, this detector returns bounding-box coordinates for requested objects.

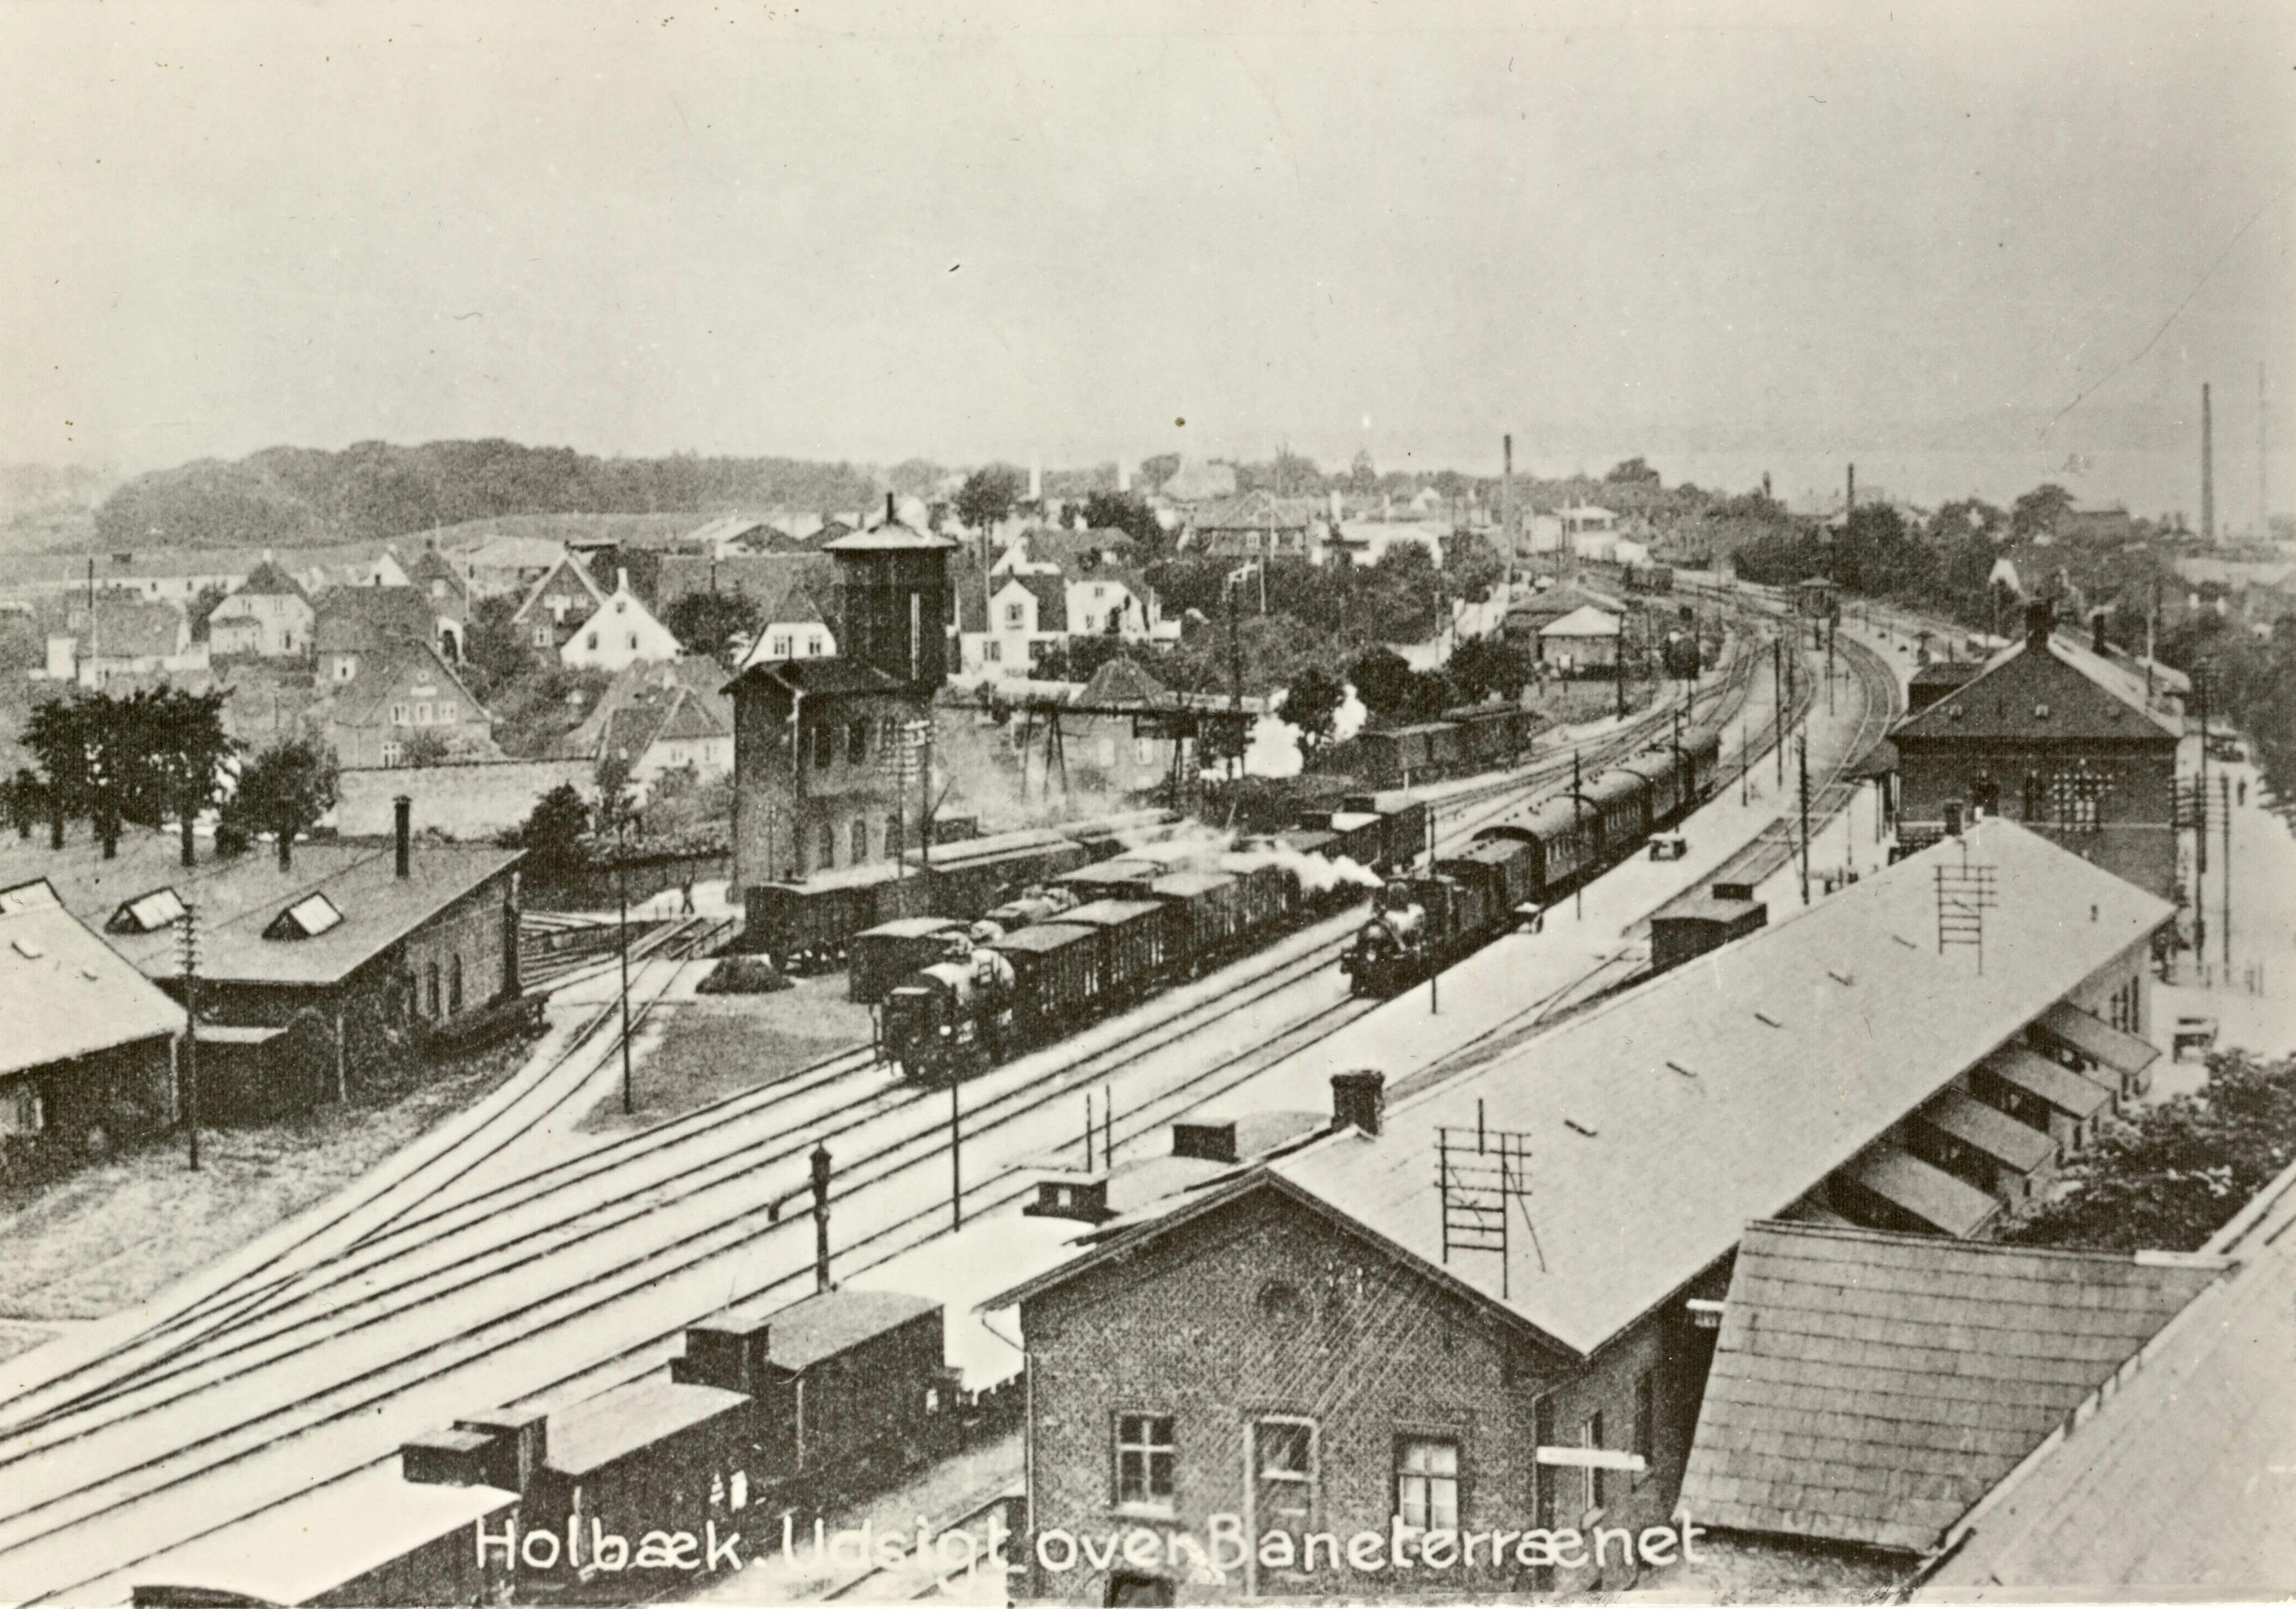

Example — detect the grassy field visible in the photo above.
[578,976,878,1136]
[0,1033,536,1331]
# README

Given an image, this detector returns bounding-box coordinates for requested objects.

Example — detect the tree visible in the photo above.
[1605,456,1663,486]
[1440,529,1507,604]
[665,590,762,665]
[401,729,451,768]
[185,583,232,643]
[1447,635,1532,704]
[1277,666,1346,757]
[1348,646,1417,724]
[461,592,532,696]
[515,783,591,873]
[2012,482,2076,540]
[225,739,337,869]
[1080,490,1163,552]
[24,694,97,847]
[954,464,1027,530]
[1347,448,1378,494]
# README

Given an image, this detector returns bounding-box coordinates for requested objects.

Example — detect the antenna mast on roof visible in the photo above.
[1933,841,1998,973]
[1437,1107,1545,1297]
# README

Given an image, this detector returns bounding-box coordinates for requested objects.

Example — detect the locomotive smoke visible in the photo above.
[1112,822,1382,895]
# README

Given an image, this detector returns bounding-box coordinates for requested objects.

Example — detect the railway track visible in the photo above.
[0,606,1796,1603]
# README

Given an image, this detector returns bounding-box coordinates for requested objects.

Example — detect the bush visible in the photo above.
[696,956,793,994]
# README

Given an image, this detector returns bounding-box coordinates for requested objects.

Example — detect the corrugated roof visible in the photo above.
[0,880,185,1075]
[1683,1220,2223,1555]
[992,820,2175,1358]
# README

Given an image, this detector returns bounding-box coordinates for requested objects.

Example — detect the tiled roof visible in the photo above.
[1077,656,1173,708]
[0,880,186,1075]
[993,821,2175,1358]
[1917,1175,2296,1594]
[233,559,309,601]
[1538,603,1623,638]
[1893,634,2180,744]
[822,521,955,553]
[329,641,486,731]
[727,658,904,700]
[1015,572,1068,632]
[400,545,467,603]
[1190,489,1319,530]
[84,597,185,660]
[1682,1220,2223,1555]
[313,586,435,654]
[509,553,606,626]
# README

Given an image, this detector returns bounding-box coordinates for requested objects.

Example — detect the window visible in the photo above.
[0,1080,46,1137]
[264,894,343,940]
[425,962,442,1019]
[627,632,638,651]
[391,703,411,726]
[848,721,868,765]
[771,636,791,659]
[448,954,464,1014]
[806,635,823,656]
[1094,584,1107,600]
[851,818,870,864]
[1252,1417,1315,1538]
[1582,1411,1605,1514]
[885,813,902,858]
[1096,737,1117,767]
[812,725,834,771]
[1004,602,1026,627]
[535,627,553,648]
[1633,1372,1655,1486]
[435,705,455,728]
[109,887,187,935]
[1135,738,1156,764]
[1114,1415,1175,1506]
[381,742,404,767]
[586,631,599,650]
[985,639,1002,662]
[1395,1438,1459,1532]
[414,702,432,725]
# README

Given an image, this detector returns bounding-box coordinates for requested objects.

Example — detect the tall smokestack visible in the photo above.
[2203,382,2216,542]
[394,795,412,878]
[2262,363,2270,536]
[1502,435,1515,555]
[1846,463,1856,512]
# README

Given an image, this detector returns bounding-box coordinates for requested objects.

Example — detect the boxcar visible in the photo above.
[1057,900,1172,998]
[992,923,1102,1030]
[1065,810,1179,863]
[1342,791,1430,874]
[926,834,1092,921]
[1355,722,1457,788]
[1056,859,1166,901]
[1149,870,1242,960]
[849,917,966,1005]
[745,864,926,964]
[1440,834,1539,912]
[1441,701,1527,772]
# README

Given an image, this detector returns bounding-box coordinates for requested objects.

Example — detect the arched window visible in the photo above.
[1972,775,2000,818]
[885,812,903,860]
[425,962,442,1019]
[448,954,464,1015]
[816,818,836,869]
[851,817,870,864]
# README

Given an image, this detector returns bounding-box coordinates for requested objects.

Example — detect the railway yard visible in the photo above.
[0,579,1907,1606]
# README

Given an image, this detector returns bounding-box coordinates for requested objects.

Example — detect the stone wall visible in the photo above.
[338,760,595,841]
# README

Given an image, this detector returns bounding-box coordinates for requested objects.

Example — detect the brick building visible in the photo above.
[1890,602,2181,903]
[728,508,954,891]
[988,821,2171,1603]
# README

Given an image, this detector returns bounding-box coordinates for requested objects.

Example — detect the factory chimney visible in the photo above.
[2203,382,2216,542]
[2262,363,2270,536]
[1502,434,1515,554]
[1846,463,1856,513]
[395,795,412,878]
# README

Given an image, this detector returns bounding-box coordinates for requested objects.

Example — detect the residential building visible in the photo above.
[325,641,496,769]
[48,595,209,686]
[960,569,1068,675]
[558,569,681,671]
[0,813,525,1097]
[453,533,568,599]
[205,554,315,659]
[508,551,610,659]
[1680,1221,2223,1557]
[315,585,439,686]
[729,510,954,889]
[562,659,735,798]
[1890,601,2182,903]
[988,822,2170,1603]
[400,542,472,661]
[1502,582,1621,648]
[0,878,185,1169]
[1186,490,1324,560]
[1069,657,1188,798]
[1155,456,1238,505]
[728,580,837,670]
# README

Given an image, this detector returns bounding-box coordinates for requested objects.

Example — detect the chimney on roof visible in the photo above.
[2092,608,2109,656]
[886,491,896,525]
[395,795,412,878]
[2024,599,2053,650]
[1331,1069,1386,1137]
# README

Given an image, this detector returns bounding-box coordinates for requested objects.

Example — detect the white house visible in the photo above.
[1537,602,1623,670]
[205,555,314,659]
[732,580,838,670]
[559,569,682,671]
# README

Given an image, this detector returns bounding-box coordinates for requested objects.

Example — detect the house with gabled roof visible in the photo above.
[983,822,2173,1603]
[315,584,438,686]
[509,550,610,660]
[400,542,471,660]
[0,878,185,1169]
[206,553,315,660]
[559,568,682,671]
[1889,600,2182,902]
[51,595,208,687]
[324,640,496,770]
[562,659,734,796]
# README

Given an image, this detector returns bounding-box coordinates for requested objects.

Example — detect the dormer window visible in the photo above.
[266,893,344,940]
[2034,703,2051,720]
[108,888,186,934]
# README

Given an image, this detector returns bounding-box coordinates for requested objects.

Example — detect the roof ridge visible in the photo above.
[1744,1217,2229,1270]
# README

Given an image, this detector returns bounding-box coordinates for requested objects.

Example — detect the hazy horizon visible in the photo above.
[5,1,2291,525]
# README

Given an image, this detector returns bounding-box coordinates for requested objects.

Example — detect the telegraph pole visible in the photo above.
[2221,772,2233,977]
[1773,638,1786,788]
[1428,803,1439,1015]
[949,1080,964,1230]
[178,907,201,1171]
[1572,750,1585,921]
[2193,670,2209,964]
[1797,734,1812,906]
[617,804,636,1116]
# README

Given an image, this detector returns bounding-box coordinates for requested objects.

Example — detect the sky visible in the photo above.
[4,0,2293,519]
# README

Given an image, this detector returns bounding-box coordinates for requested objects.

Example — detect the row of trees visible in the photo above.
[9,688,336,861]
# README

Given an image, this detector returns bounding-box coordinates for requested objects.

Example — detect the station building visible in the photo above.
[986,820,2172,1603]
